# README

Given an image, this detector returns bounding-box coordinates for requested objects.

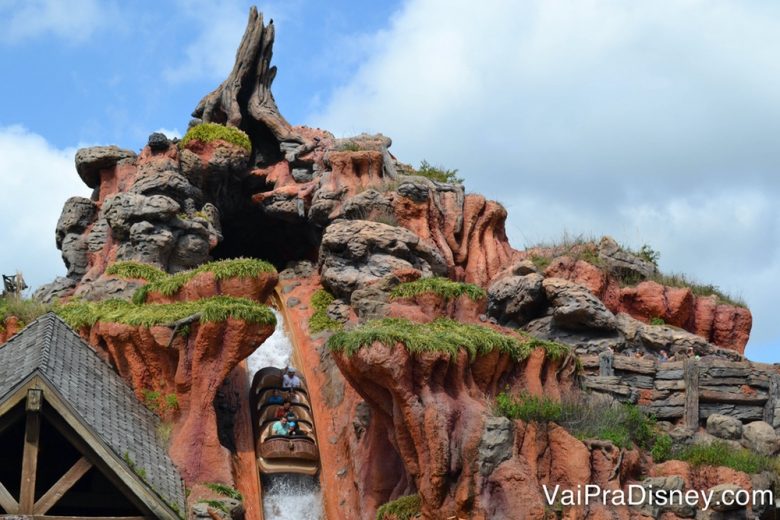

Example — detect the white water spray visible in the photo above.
[246,308,324,520]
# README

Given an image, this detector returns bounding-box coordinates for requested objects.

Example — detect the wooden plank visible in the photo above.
[684,359,699,430]
[763,374,780,426]
[699,390,767,405]
[612,356,657,375]
[34,457,93,515]
[0,478,19,514]
[20,391,42,513]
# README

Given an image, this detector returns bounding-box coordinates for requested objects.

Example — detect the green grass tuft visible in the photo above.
[106,261,167,282]
[133,258,276,303]
[409,160,463,184]
[376,494,421,520]
[55,296,275,330]
[180,123,251,152]
[0,295,52,326]
[390,277,486,302]
[666,441,777,473]
[205,482,242,501]
[328,317,568,362]
[308,289,343,334]
[199,500,231,514]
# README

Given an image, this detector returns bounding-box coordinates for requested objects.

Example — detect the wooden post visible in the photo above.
[34,456,93,515]
[684,359,699,431]
[764,374,780,428]
[20,388,42,513]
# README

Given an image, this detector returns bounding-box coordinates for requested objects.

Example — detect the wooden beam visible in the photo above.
[20,389,42,513]
[0,478,19,514]
[33,456,93,515]
[684,359,700,431]
[32,516,147,519]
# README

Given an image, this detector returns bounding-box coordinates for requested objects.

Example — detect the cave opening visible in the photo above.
[209,174,321,270]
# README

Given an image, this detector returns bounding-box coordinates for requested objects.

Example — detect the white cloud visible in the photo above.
[154,128,182,140]
[312,0,780,360]
[0,0,114,44]
[0,126,91,291]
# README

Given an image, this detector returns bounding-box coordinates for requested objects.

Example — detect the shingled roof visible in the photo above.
[0,312,185,516]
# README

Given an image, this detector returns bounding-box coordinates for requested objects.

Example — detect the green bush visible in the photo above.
[180,123,251,152]
[412,160,463,184]
[0,295,51,326]
[132,258,276,304]
[106,262,166,282]
[56,296,275,330]
[328,317,569,362]
[390,277,486,302]
[673,441,775,474]
[376,494,421,520]
[308,289,343,334]
[495,393,658,450]
[649,317,665,326]
[205,482,242,501]
[651,434,673,462]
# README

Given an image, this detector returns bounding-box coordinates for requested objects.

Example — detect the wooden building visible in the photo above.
[0,313,185,519]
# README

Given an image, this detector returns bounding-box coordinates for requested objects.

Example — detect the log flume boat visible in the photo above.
[251,367,320,476]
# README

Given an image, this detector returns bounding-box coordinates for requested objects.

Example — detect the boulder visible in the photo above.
[597,236,656,280]
[319,219,447,299]
[477,417,514,476]
[147,132,170,152]
[741,421,779,455]
[55,197,97,249]
[74,145,136,188]
[542,277,617,331]
[103,193,180,239]
[706,414,743,440]
[708,484,745,512]
[487,273,545,326]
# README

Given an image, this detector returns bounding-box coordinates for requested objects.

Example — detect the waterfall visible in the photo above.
[247,308,324,520]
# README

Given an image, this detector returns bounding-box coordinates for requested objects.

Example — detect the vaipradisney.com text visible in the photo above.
[543,484,773,511]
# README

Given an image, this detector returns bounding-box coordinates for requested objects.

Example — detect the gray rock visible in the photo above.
[72,277,143,302]
[326,299,351,324]
[147,132,170,151]
[319,220,447,299]
[542,277,617,331]
[741,421,779,455]
[342,189,394,221]
[33,276,77,303]
[103,193,180,239]
[86,216,110,253]
[130,167,202,203]
[598,236,656,281]
[55,197,97,249]
[350,286,390,321]
[291,167,313,183]
[477,417,514,476]
[487,273,545,326]
[168,233,210,271]
[509,260,538,276]
[115,221,175,266]
[61,233,89,278]
[207,143,249,173]
[633,475,695,518]
[708,484,745,512]
[286,297,300,307]
[75,145,136,188]
[707,414,743,440]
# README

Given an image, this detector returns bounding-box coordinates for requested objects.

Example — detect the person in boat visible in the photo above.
[274,401,292,419]
[288,421,306,437]
[282,367,302,390]
[271,416,289,436]
[267,389,285,405]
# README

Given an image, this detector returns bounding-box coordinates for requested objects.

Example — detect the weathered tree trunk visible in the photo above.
[192,6,302,165]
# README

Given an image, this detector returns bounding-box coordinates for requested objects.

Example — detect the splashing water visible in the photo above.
[247,308,292,375]
[247,308,324,519]
[262,474,323,520]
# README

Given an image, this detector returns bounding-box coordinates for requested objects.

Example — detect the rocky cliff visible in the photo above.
[6,6,770,520]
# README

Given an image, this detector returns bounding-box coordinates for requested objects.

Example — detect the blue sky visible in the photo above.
[1,0,778,361]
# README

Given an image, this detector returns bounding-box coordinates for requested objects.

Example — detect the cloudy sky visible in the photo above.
[0,0,777,361]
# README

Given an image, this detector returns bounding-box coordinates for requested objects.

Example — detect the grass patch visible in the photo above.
[648,272,746,307]
[662,441,777,474]
[106,261,167,282]
[309,289,343,334]
[205,482,242,501]
[328,317,569,362]
[157,421,173,443]
[376,494,421,520]
[132,258,276,304]
[56,296,275,330]
[495,393,657,450]
[180,123,251,152]
[649,317,665,326]
[390,277,486,302]
[0,295,51,326]
[530,255,551,271]
[198,500,230,514]
[409,160,463,184]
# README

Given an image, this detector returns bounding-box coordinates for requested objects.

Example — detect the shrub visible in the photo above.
[132,258,276,304]
[673,441,775,474]
[376,494,421,520]
[650,317,665,326]
[495,393,658,450]
[390,277,486,302]
[412,160,463,184]
[164,393,179,411]
[328,317,569,362]
[637,244,661,267]
[198,500,230,514]
[0,295,51,326]
[180,123,251,152]
[530,255,551,271]
[141,389,161,412]
[651,434,673,462]
[106,261,167,282]
[55,296,275,330]
[309,289,343,334]
[205,482,242,501]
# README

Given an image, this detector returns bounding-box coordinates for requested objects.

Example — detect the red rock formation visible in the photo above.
[0,316,22,343]
[545,257,751,354]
